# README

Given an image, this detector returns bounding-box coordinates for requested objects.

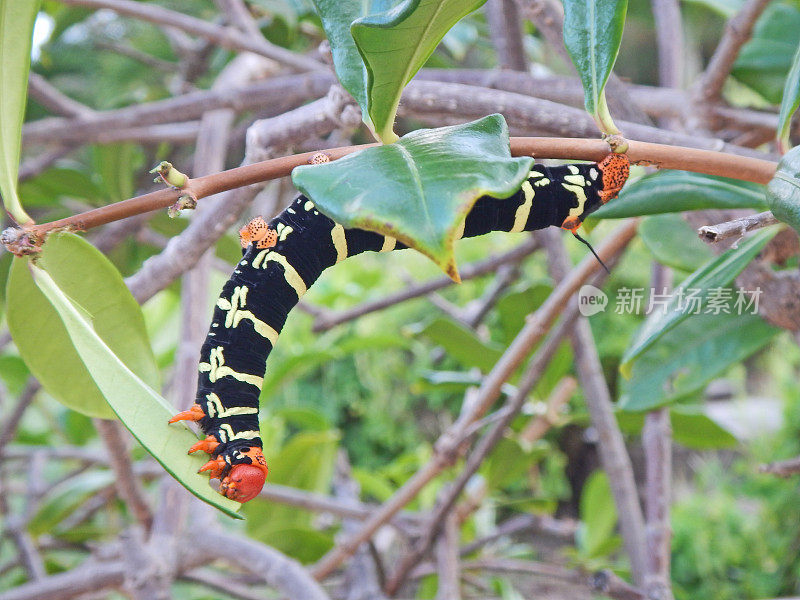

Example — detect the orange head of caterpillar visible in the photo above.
[239,216,278,250]
[220,447,269,503]
[597,152,630,204]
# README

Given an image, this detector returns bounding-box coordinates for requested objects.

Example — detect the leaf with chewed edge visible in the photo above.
[292,114,533,280]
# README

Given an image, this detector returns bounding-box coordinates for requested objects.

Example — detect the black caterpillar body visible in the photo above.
[169,153,630,502]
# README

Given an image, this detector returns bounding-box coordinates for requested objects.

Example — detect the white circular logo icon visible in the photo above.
[578,285,608,316]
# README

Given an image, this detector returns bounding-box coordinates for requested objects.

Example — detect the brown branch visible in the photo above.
[435,509,461,600]
[459,514,577,556]
[22,72,333,146]
[312,237,539,332]
[10,136,775,251]
[94,41,176,72]
[759,455,800,477]
[696,0,772,103]
[485,0,528,71]
[94,419,153,530]
[310,221,639,582]
[58,0,325,72]
[0,381,40,455]
[180,570,269,600]
[540,228,648,586]
[698,211,780,243]
[195,529,330,600]
[27,73,93,118]
[651,0,684,90]
[400,81,768,159]
[642,409,674,600]
[333,452,388,600]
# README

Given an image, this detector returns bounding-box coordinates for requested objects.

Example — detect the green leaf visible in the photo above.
[310,0,372,122]
[732,3,800,104]
[591,171,768,220]
[767,144,800,233]
[619,228,777,376]
[562,0,627,133]
[411,317,503,372]
[619,309,778,411]
[7,233,159,419]
[351,0,487,142]
[0,0,40,225]
[292,114,534,278]
[777,42,800,152]
[669,407,739,450]
[27,262,242,518]
[577,470,618,559]
[639,214,714,272]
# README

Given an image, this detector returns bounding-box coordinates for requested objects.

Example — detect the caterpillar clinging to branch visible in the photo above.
[168,152,630,503]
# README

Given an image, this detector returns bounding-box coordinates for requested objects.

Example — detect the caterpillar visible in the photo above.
[168,152,630,503]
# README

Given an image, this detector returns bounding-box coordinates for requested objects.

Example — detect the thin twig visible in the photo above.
[541,228,648,586]
[27,73,94,118]
[696,0,772,103]
[760,455,800,477]
[58,0,325,72]
[434,508,461,600]
[485,0,528,71]
[698,211,779,244]
[94,420,154,530]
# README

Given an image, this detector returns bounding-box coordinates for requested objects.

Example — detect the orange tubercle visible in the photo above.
[198,456,227,479]
[239,216,278,249]
[188,435,219,455]
[168,404,205,424]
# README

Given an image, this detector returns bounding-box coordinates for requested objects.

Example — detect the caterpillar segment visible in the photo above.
[169,153,629,502]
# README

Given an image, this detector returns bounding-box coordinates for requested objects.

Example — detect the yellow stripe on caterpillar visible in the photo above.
[331,224,348,263]
[380,236,396,252]
[199,347,264,388]
[510,180,535,233]
[216,286,280,345]
[205,393,259,419]
[252,250,307,298]
[561,183,588,219]
[218,424,261,443]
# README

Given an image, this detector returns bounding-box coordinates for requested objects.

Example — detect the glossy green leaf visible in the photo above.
[619,309,777,412]
[767,144,800,234]
[639,214,714,272]
[777,42,800,152]
[293,114,534,278]
[620,228,776,376]
[577,471,618,559]
[28,262,242,518]
[732,3,800,103]
[591,171,768,220]
[351,0,487,142]
[562,0,627,133]
[669,407,739,450]
[7,233,159,419]
[0,0,40,225]
[411,317,503,372]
